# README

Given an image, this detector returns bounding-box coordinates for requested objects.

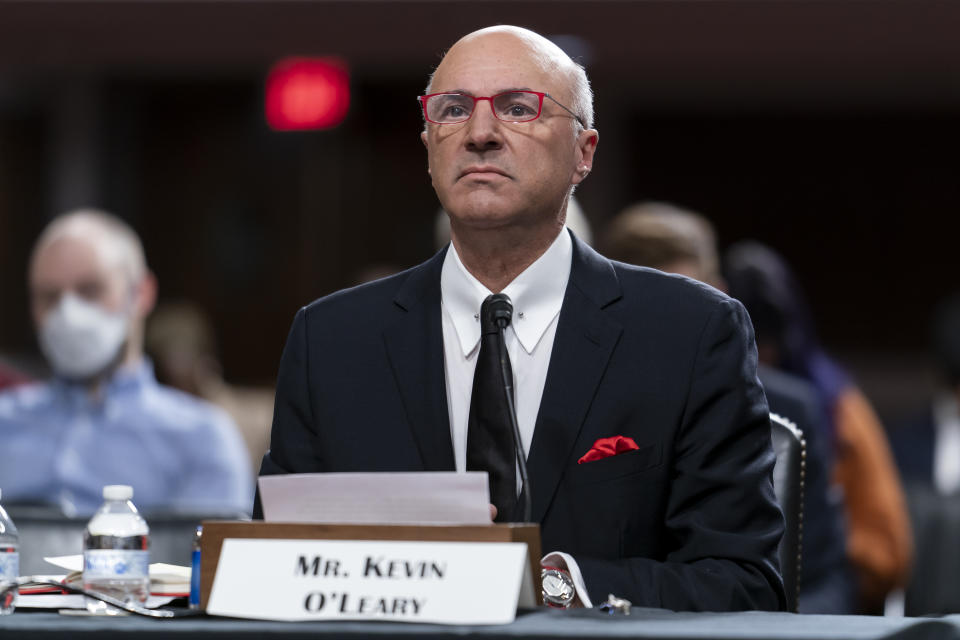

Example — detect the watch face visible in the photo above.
[541,569,575,607]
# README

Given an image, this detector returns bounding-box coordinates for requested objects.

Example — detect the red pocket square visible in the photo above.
[577,435,640,464]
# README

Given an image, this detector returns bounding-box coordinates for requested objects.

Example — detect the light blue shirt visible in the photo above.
[0,361,253,516]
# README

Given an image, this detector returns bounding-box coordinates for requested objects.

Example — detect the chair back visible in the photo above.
[770,412,805,613]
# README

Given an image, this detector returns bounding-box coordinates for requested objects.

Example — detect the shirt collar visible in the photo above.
[441,228,572,357]
[52,359,157,408]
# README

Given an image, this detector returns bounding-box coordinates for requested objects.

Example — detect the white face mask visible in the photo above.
[38,292,130,381]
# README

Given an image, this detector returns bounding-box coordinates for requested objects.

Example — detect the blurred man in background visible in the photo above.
[0,209,252,516]
[599,201,858,613]
[600,202,721,285]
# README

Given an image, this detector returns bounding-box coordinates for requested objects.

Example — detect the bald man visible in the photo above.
[0,209,252,516]
[261,26,785,611]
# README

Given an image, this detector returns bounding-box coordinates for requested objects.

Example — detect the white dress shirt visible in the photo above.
[440,228,571,473]
[440,228,593,607]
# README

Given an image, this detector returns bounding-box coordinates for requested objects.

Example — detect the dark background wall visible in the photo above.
[1,0,957,419]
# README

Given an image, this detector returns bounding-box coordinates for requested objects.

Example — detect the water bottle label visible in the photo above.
[83,550,149,579]
[0,551,18,581]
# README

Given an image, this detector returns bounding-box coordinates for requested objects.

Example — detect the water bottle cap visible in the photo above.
[103,485,133,501]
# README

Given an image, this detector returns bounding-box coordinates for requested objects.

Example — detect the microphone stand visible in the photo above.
[493,312,532,523]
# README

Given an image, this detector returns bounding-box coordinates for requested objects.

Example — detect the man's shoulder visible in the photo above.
[606,258,734,314]
[306,269,410,313]
[298,252,443,328]
[0,381,56,419]
[140,382,238,435]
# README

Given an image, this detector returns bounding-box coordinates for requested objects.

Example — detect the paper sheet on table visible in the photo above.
[16,593,177,610]
[44,555,84,572]
[258,471,491,524]
[42,556,190,596]
[44,556,189,580]
[20,566,180,610]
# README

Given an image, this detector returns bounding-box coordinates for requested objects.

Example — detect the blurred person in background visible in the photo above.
[724,240,912,614]
[885,293,960,615]
[145,301,274,475]
[599,202,722,286]
[599,201,857,613]
[0,209,252,516]
[889,293,960,492]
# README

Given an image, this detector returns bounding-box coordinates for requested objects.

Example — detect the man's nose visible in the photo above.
[464,99,503,152]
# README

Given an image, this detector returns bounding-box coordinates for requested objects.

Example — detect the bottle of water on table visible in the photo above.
[189,524,202,609]
[83,485,150,613]
[0,488,20,615]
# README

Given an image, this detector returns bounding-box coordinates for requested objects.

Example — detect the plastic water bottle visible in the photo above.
[0,488,19,615]
[189,524,202,609]
[83,485,150,613]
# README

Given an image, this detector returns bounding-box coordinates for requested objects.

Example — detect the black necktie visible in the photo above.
[467,295,516,523]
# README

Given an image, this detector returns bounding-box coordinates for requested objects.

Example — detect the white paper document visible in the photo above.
[44,555,190,583]
[258,471,491,525]
[18,568,178,610]
[16,593,178,610]
[43,555,84,572]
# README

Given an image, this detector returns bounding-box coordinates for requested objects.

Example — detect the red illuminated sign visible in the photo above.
[265,57,350,131]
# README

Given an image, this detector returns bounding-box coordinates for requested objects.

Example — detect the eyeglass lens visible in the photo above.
[426,92,542,124]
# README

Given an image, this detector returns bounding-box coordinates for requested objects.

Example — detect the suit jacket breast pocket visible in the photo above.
[565,441,663,488]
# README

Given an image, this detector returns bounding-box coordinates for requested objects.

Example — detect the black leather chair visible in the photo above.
[770,412,805,613]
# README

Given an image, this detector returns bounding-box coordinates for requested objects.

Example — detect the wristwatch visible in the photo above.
[541,567,576,608]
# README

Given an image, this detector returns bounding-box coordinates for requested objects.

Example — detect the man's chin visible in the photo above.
[50,343,129,386]
[56,362,117,385]
[445,193,514,222]
[448,210,518,233]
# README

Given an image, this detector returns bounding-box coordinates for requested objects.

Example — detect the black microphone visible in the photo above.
[486,293,532,523]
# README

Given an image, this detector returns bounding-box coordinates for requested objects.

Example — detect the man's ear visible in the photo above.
[421,130,431,176]
[135,271,158,319]
[572,128,599,186]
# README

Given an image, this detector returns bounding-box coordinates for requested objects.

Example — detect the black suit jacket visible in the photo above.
[259,233,786,612]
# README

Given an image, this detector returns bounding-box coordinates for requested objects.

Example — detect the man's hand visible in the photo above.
[489,504,498,521]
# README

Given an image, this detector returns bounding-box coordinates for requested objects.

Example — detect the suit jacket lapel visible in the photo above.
[524,235,624,523]
[382,249,455,472]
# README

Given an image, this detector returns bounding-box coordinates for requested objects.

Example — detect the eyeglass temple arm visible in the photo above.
[545,94,585,127]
